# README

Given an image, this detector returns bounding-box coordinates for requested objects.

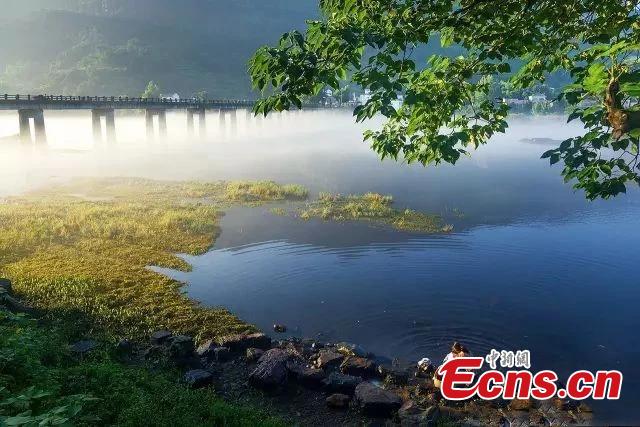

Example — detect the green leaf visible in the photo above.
[583,62,608,94]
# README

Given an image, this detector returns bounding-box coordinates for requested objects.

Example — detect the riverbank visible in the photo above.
[1,280,593,426]
[0,177,595,425]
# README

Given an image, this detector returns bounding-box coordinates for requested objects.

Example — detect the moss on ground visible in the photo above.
[0,178,308,343]
[298,192,453,233]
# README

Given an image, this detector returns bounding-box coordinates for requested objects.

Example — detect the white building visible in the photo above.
[528,94,547,103]
[160,93,180,101]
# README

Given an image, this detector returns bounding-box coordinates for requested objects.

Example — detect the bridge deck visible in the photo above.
[0,95,255,111]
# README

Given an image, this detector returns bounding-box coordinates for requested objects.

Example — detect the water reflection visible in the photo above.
[2,109,639,422]
[153,206,640,423]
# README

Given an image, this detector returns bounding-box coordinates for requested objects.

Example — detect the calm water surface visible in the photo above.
[1,111,638,422]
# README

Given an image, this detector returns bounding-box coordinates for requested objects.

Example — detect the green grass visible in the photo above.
[0,308,285,427]
[0,178,309,343]
[298,192,452,233]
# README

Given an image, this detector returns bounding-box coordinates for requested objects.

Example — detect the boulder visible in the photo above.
[278,341,305,359]
[69,340,98,355]
[286,361,325,387]
[379,359,415,385]
[168,335,194,354]
[354,382,402,417]
[322,372,363,395]
[336,342,370,358]
[217,332,271,352]
[340,357,377,377]
[213,347,231,362]
[150,330,172,345]
[246,348,265,363]
[273,324,287,333]
[184,369,214,389]
[143,345,164,361]
[167,335,196,366]
[315,349,344,369]
[197,340,231,362]
[326,393,351,409]
[115,339,133,356]
[0,278,11,293]
[249,348,289,388]
[196,340,218,360]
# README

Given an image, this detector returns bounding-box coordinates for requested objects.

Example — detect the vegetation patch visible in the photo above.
[0,308,284,426]
[299,193,452,233]
[0,177,309,343]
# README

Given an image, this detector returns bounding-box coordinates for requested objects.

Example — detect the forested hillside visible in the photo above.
[0,0,317,98]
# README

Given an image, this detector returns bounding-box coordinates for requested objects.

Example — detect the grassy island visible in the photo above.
[299,192,453,233]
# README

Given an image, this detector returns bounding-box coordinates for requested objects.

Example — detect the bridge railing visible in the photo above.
[1,94,255,107]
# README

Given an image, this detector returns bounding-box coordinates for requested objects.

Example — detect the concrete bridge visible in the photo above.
[0,94,273,144]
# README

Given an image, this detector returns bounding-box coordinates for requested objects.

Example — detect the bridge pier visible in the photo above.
[229,109,237,133]
[187,108,206,138]
[91,109,116,143]
[18,109,46,144]
[145,109,167,140]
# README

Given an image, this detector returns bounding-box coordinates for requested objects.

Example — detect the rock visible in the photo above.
[246,348,265,363]
[278,341,305,359]
[398,400,422,418]
[195,340,229,363]
[379,360,413,386]
[0,292,35,315]
[183,369,214,389]
[0,278,11,293]
[115,339,133,355]
[424,406,440,425]
[217,332,271,352]
[143,345,164,360]
[354,382,402,417]
[249,348,289,388]
[509,398,531,411]
[326,393,351,409]
[322,372,363,395]
[336,342,370,358]
[150,330,172,345]
[399,401,434,426]
[69,340,98,355]
[340,356,377,377]
[286,361,325,387]
[167,335,195,366]
[273,324,287,333]
[315,349,344,369]
[196,340,218,360]
[213,346,231,362]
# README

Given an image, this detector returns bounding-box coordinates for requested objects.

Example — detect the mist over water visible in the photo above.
[2,110,640,422]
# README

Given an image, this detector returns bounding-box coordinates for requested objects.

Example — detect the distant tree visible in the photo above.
[193,90,208,101]
[250,1,640,199]
[141,80,160,99]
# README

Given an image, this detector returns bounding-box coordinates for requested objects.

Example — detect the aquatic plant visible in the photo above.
[225,180,308,203]
[0,178,309,343]
[298,192,451,233]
